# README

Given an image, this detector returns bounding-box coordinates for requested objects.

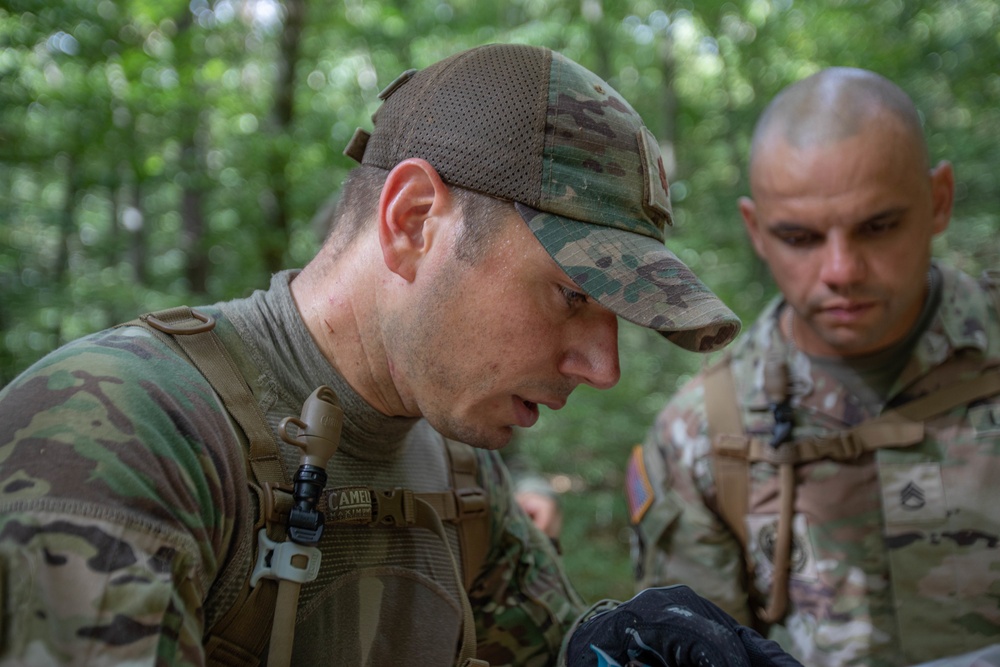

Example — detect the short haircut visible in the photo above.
[323,165,515,264]
[449,185,514,264]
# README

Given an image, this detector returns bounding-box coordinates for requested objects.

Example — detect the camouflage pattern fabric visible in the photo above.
[351,43,740,354]
[630,263,1000,667]
[0,271,584,666]
[0,324,243,667]
[911,643,1000,667]
[518,52,740,353]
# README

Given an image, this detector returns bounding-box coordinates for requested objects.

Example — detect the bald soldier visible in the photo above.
[627,67,1000,666]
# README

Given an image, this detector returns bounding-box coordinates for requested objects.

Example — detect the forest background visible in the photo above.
[2,0,999,604]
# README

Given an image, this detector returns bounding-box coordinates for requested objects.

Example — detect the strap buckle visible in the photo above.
[454,487,487,520]
[371,488,415,527]
[833,431,866,461]
[768,442,798,465]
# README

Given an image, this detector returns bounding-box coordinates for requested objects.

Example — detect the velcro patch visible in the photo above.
[636,126,673,229]
[626,445,654,524]
[746,513,818,583]
[880,462,946,525]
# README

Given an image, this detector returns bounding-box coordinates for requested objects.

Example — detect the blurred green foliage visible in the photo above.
[2,0,999,604]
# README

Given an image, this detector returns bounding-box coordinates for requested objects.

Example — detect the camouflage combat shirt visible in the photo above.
[630,263,1000,666]
[0,271,583,666]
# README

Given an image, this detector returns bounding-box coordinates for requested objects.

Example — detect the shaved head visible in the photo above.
[749,67,929,174]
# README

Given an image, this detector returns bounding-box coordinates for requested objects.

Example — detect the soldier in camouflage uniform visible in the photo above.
[0,44,757,666]
[629,67,1000,666]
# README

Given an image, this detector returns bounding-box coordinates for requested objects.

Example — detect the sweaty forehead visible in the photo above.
[749,139,932,233]
[751,117,925,197]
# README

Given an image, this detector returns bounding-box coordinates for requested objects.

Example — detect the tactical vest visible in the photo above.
[119,307,491,667]
[705,269,1000,629]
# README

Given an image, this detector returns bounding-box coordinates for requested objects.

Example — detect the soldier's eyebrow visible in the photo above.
[767,206,909,234]
[854,206,907,228]
[768,221,815,233]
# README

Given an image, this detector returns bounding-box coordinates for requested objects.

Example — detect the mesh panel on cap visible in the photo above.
[363,44,548,205]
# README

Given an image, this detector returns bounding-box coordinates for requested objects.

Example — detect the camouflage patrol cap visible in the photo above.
[344,43,740,352]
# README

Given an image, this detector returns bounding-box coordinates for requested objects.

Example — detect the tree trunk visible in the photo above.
[261,0,307,273]
[127,179,148,286]
[181,167,208,294]
[54,153,78,286]
[656,33,678,180]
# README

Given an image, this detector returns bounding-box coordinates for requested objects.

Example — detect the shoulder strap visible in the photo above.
[443,439,492,592]
[736,367,1000,467]
[704,357,782,626]
[711,270,1000,470]
[704,356,749,546]
[120,307,285,667]
[122,307,289,487]
[124,308,492,666]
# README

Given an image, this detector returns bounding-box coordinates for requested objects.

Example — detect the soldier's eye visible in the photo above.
[776,230,820,248]
[560,286,588,307]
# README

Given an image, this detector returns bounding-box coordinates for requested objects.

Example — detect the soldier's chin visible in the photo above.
[818,328,886,356]
[434,419,514,451]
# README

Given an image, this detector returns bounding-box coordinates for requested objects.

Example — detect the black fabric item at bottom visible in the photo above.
[566,585,803,667]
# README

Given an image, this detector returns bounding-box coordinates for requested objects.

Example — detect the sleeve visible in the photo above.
[0,328,246,666]
[627,377,755,626]
[0,514,206,667]
[469,450,585,667]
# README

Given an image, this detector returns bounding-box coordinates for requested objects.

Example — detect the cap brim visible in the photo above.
[516,203,741,353]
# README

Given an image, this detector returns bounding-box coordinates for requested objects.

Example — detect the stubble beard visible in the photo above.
[383,268,509,450]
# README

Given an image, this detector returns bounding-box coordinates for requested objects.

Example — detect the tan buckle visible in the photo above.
[454,488,487,521]
[768,442,798,466]
[371,488,415,527]
[834,432,865,461]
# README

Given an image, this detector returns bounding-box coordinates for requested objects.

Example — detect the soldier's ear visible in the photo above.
[739,196,767,259]
[929,160,954,236]
[377,158,454,282]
